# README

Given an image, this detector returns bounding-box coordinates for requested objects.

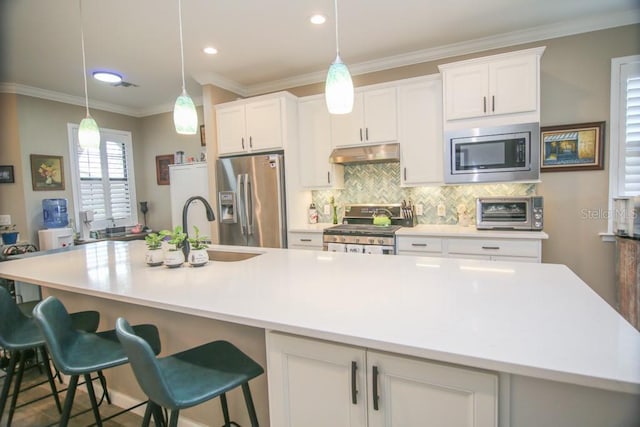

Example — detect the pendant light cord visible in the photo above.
[79,0,90,116]
[178,0,186,92]
[334,0,340,56]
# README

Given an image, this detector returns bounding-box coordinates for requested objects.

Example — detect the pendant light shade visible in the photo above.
[325,54,354,114]
[174,89,198,134]
[173,0,197,135]
[325,0,354,114]
[78,0,100,149]
[79,115,101,149]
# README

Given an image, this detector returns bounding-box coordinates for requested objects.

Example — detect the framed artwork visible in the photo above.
[540,122,605,172]
[200,124,206,146]
[156,154,174,185]
[30,154,65,190]
[0,165,14,184]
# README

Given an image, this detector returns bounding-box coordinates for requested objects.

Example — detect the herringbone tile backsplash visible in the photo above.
[311,163,536,224]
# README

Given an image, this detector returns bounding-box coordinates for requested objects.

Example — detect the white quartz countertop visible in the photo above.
[0,240,636,394]
[397,224,549,239]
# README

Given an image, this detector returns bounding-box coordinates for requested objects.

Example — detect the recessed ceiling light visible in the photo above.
[93,71,122,84]
[203,46,218,55]
[310,14,326,25]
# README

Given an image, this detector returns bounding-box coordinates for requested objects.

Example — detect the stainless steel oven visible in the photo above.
[476,196,544,231]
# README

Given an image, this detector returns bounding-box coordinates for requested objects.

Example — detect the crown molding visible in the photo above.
[191,70,250,98]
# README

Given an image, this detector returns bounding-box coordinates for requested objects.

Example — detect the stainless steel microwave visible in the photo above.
[444,122,540,184]
[476,196,544,231]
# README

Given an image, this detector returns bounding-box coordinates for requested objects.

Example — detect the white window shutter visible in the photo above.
[623,75,640,195]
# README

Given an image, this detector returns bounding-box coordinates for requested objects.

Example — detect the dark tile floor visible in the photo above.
[0,359,143,427]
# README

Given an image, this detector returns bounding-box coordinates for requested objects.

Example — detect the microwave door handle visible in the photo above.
[237,174,246,235]
[244,173,253,236]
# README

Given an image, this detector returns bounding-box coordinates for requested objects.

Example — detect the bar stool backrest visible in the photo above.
[115,317,175,409]
[0,286,29,348]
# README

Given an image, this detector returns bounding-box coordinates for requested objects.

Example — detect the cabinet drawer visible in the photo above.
[288,232,323,249]
[447,238,538,257]
[396,236,443,254]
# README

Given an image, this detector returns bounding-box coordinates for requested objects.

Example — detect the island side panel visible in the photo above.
[43,288,270,427]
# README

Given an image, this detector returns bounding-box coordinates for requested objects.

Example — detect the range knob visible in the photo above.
[368,238,375,244]
[534,213,542,220]
[534,221,542,228]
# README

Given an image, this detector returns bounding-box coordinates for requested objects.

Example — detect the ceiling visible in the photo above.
[2,0,639,117]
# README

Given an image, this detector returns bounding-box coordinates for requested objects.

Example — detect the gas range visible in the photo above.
[322,204,414,254]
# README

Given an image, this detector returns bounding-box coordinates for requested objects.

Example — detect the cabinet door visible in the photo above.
[398,79,443,186]
[367,351,498,427]
[299,98,344,188]
[245,98,283,152]
[443,63,489,121]
[489,55,537,116]
[267,332,367,427]
[216,105,247,155]
[288,231,324,251]
[363,87,397,144]
[331,93,365,147]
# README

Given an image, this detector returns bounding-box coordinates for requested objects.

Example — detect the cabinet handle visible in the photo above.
[351,361,358,404]
[482,246,500,250]
[249,136,253,148]
[403,167,407,181]
[300,238,312,242]
[241,137,245,149]
[411,243,427,247]
[359,128,363,141]
[365,128,369,141]
[492,95,495,112]
[327,171,331,184]
[372,365,380,410]
[483,96,487,113]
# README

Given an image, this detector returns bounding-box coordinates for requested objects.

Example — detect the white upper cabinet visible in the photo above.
[439,47,545,127]
[331,86,397,147]
[298,96,344,189]
[216,93,295,156]
[398,76,443,186]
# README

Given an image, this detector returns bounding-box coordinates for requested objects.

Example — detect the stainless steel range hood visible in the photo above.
[329,143,400,165]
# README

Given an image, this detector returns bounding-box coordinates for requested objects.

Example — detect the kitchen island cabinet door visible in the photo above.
[398,76,443,186]
[267,332,367,427]
[367,351,498,427]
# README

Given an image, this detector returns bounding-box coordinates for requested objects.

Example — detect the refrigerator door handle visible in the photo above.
[236,174,246,235]
[244,173,253,235]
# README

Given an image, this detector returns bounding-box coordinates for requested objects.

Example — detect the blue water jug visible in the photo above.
[43,198,69,228]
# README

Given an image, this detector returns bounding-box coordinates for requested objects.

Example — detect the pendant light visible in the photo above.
[325,0,354,115]
[173,0,198,135]
[77,0,100,149]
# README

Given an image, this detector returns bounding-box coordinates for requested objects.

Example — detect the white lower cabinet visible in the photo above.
[267,332,498,427]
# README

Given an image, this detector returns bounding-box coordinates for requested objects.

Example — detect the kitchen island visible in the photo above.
[0,241,638,426]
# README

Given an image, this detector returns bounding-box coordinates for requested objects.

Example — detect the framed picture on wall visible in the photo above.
[156,154,174,185]
[30,154,65,190]
[540,122,605,172]
[0,165,14,184]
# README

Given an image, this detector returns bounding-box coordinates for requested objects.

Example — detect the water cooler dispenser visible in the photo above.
[38,198,74,250]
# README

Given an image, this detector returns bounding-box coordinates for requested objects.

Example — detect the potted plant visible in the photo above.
[1,225,19,245]
[144,231,168,266]
[187,226,209,267]
[161,226,187,268]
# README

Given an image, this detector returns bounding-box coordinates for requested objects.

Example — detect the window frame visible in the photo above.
[607,54,640,237]
[67,123,139,232]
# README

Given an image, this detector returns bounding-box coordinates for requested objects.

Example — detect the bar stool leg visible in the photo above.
[142,401,153,427]
[242,383,259,427]
[40,346,62,413]
[59,375,79,427]
[220,392,231,426]
[7,350,27,426]
[84,373,103,427]
[0,351,18,422]
[168,409,180,427]
[96,370,112,404]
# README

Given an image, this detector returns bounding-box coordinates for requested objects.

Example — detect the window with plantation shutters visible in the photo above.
[68,125,138,231]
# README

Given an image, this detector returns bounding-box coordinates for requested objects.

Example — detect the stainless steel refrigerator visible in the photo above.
[216,152,287,248]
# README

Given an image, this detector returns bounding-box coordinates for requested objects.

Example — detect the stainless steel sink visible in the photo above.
[207,250,262,262]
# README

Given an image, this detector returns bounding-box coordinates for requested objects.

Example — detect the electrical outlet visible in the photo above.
[0,215,11,226]
[324,204,330,215]
[437,203,446,217]
[415,204,424,216]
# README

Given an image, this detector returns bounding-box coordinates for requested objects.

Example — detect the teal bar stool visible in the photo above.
[115,317,264,427]
[33,296,161,427]
[0,287,99,426]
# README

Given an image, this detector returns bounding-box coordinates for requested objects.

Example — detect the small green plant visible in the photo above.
[160,226,186,250]
[188,226,209,250]
[144,231,168,250]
